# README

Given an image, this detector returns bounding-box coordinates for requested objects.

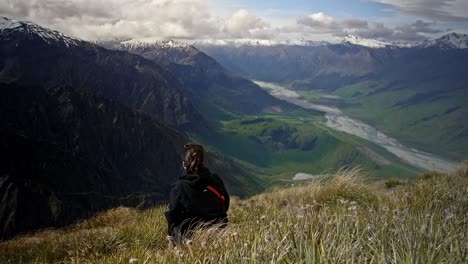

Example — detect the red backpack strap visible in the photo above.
[206,185,226,212]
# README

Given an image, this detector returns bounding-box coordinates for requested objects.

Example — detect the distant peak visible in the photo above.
[344,34,360,40]
[114,38,196,52]
[193,38,279,47]
[445,32,463,37]
[420,32,468,49]
[0,16,81,47]
[0,17,21,30]
[342,34,392,48]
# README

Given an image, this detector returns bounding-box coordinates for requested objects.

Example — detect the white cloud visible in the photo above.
[223,9,270,38]
[297,12,337,30]
[0,0,462,42]
[306,12,334,25]
[296,11,444,41]
[0,0,220,40]
[0,0,275,40]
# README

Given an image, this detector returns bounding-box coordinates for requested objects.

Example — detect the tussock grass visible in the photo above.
[1,166,467,263]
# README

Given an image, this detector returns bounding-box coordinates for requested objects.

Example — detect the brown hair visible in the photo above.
[183,143,205,173]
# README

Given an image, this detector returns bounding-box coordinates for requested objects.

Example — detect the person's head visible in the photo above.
[183,143,205,173]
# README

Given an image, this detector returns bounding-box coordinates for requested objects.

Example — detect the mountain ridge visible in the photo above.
[3,16,467,50]
[419,32,468,49]
[0,17,208,132]
[0,17,82,47]
[97,38,296,120]
[193,33,468,49]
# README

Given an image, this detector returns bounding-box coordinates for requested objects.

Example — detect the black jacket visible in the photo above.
[164,167,230,236]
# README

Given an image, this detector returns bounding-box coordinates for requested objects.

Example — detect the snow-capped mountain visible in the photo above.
[96,39,197,54]
[283,39,329,47]
[0,17,81,47]
[340,35,418,48]
[193,38,329,47]
[341,34,393,48]
[194,39,281,47]
[194,35,412,48]
[3,16,467,51]
[96,39,200,65]
[419,33,468,49]
[118,39,192,51]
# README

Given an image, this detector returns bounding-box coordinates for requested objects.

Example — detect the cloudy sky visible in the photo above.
[1,0,468,42]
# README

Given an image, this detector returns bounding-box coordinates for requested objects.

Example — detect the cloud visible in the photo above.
[0,1,458,42]
[347,20,444,42]
[341,18,369,29]
[392,20,443,41]
[296,12,445,42]
[396,20,442,34]
[297,13,374,35]
[351,23,399,39]
[297,12,338,31]
[373,0,468,22]
[0,0,220,40]
[223,9,271,38]
[0,0,275,40]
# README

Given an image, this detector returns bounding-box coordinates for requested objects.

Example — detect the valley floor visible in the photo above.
[1,166,467,263]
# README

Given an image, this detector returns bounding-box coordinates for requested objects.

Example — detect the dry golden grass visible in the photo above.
[1,166,467,263]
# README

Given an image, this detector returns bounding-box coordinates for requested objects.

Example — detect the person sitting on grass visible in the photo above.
[164,143,230,247]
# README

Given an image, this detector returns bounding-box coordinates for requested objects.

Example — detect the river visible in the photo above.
[254,80,456,173]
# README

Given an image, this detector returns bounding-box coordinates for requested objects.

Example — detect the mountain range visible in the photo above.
[194,33,468,49]
[96,39,294,123]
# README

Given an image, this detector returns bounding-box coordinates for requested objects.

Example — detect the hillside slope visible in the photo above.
[1,166,466,263]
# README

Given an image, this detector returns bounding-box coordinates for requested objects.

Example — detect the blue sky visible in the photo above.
[0,0,467,42]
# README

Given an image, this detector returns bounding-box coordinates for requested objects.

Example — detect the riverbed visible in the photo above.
[254,80,456,173]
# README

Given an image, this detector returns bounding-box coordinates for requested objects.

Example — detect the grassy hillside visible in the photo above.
[2,165,466,263]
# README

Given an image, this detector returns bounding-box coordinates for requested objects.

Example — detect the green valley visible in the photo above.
[192,108,422,186]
